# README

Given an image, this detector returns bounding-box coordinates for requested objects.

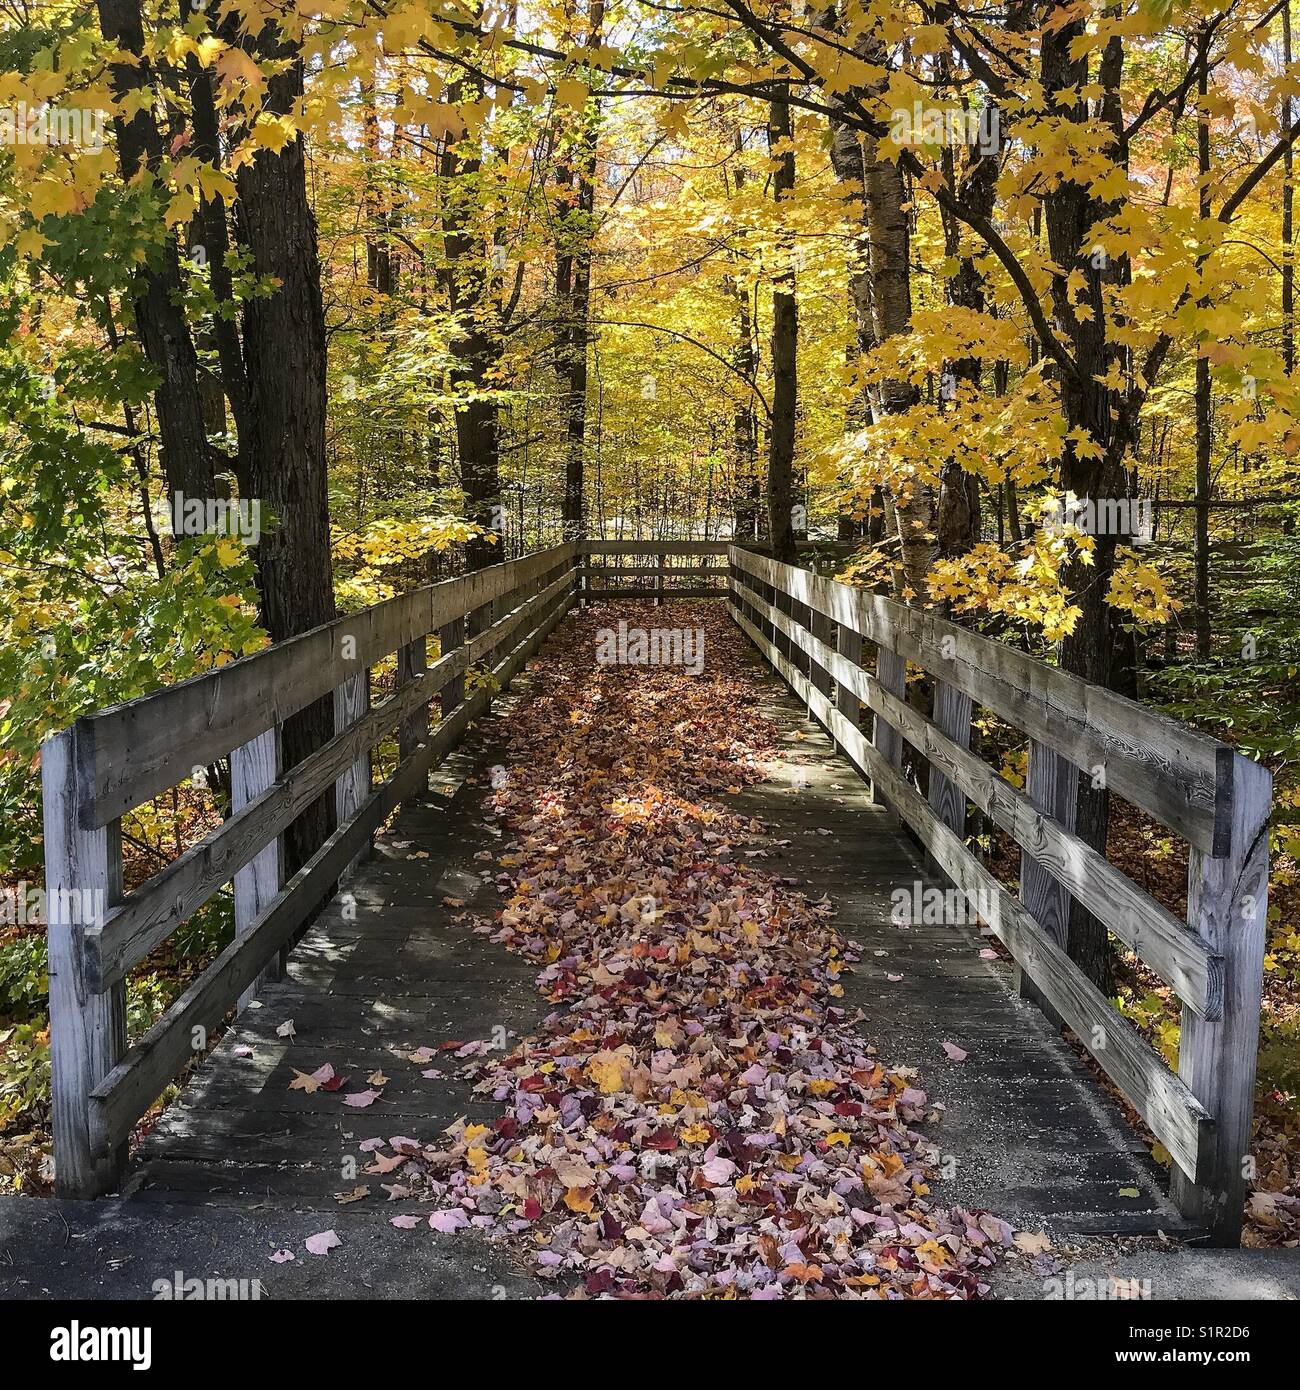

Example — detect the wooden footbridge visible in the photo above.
[41,542,1270,1247]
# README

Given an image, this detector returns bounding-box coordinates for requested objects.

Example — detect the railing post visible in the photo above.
[439,615,466,717]
[798,597,815,686]
[42,727,127,1197]
[1171,753,1271,1245]
[656,550,665,606]
[872,644,906,805]
[926,680,974,877]
[232,725,284,1009]
[809,607,835,724]
[335,664,373,863]
[773,571,794,668]
[1017,738,1075,1017]
[833,621,862,753]
[727,548,742,625]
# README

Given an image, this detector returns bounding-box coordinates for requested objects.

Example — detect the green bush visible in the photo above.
[0,1021,49,1129]
[0,933,47,1022]
[0,932,176,1131]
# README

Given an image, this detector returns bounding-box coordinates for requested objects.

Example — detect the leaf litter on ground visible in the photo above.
[375,603,1013,1298]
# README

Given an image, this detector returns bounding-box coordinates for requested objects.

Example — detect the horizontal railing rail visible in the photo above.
[42,542,579,1198]
[577,539,731,602]
[727,546,1270,1246]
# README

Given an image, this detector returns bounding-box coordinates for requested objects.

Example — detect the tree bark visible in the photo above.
[728,272,760,539]
[728,141,761,540]
[864,151,930,594]
[180,0,250,489]
[1285,0,1295,376]
[767,93,799,563]
[439,83,503,572]
[233,16,337,874]
[555,1,604,539]
[95,0,213,513]
[1194,23,1214,660]
[1041,12,1135,993]
[935,106,995,561]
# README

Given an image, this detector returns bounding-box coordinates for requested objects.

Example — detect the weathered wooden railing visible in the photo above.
[41,543,578,1198]
[577,539,731,602]
[728,547,1271,1245]
[42,536,1270,1242]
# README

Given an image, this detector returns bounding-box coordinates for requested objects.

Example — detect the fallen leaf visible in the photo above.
[304,1230,341,1256]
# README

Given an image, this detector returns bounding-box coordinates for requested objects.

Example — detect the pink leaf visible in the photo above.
[941,1041,968,1062]
[305,1229,341,1256]
[390,1214,422,1229]
[269,1248,295,1264]
[701,1156,737,1185]
[342,1087,382,1108]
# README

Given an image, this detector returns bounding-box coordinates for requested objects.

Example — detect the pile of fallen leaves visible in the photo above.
[390,602,1013,1297]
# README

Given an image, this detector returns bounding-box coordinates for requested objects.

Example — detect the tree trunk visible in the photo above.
[555,1,604,539]
[767,93,798,563]
[1195,24,1214,659]
[95,0,213,513]
[234,17,337,874]
[1041,14,1135,993]
[181,0,250,489]
[825,97,876,543]
[729,273,760,539]
[728,143,760,540]
[1285,0,1295,376]
[864,151,929,595]
[935,117,995,561]
[438,81,503,572]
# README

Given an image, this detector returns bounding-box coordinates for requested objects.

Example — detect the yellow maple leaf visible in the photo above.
[563,1185,594,1213]
[383,1,435,50]
[165,190,196,228]
[251,114,296,153]
[555,76,589,109]
[30,180,79,220]
[586,1050,627,1095]
[15,228,50,259]
[215,46,266,99]
[196,163,236,202]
